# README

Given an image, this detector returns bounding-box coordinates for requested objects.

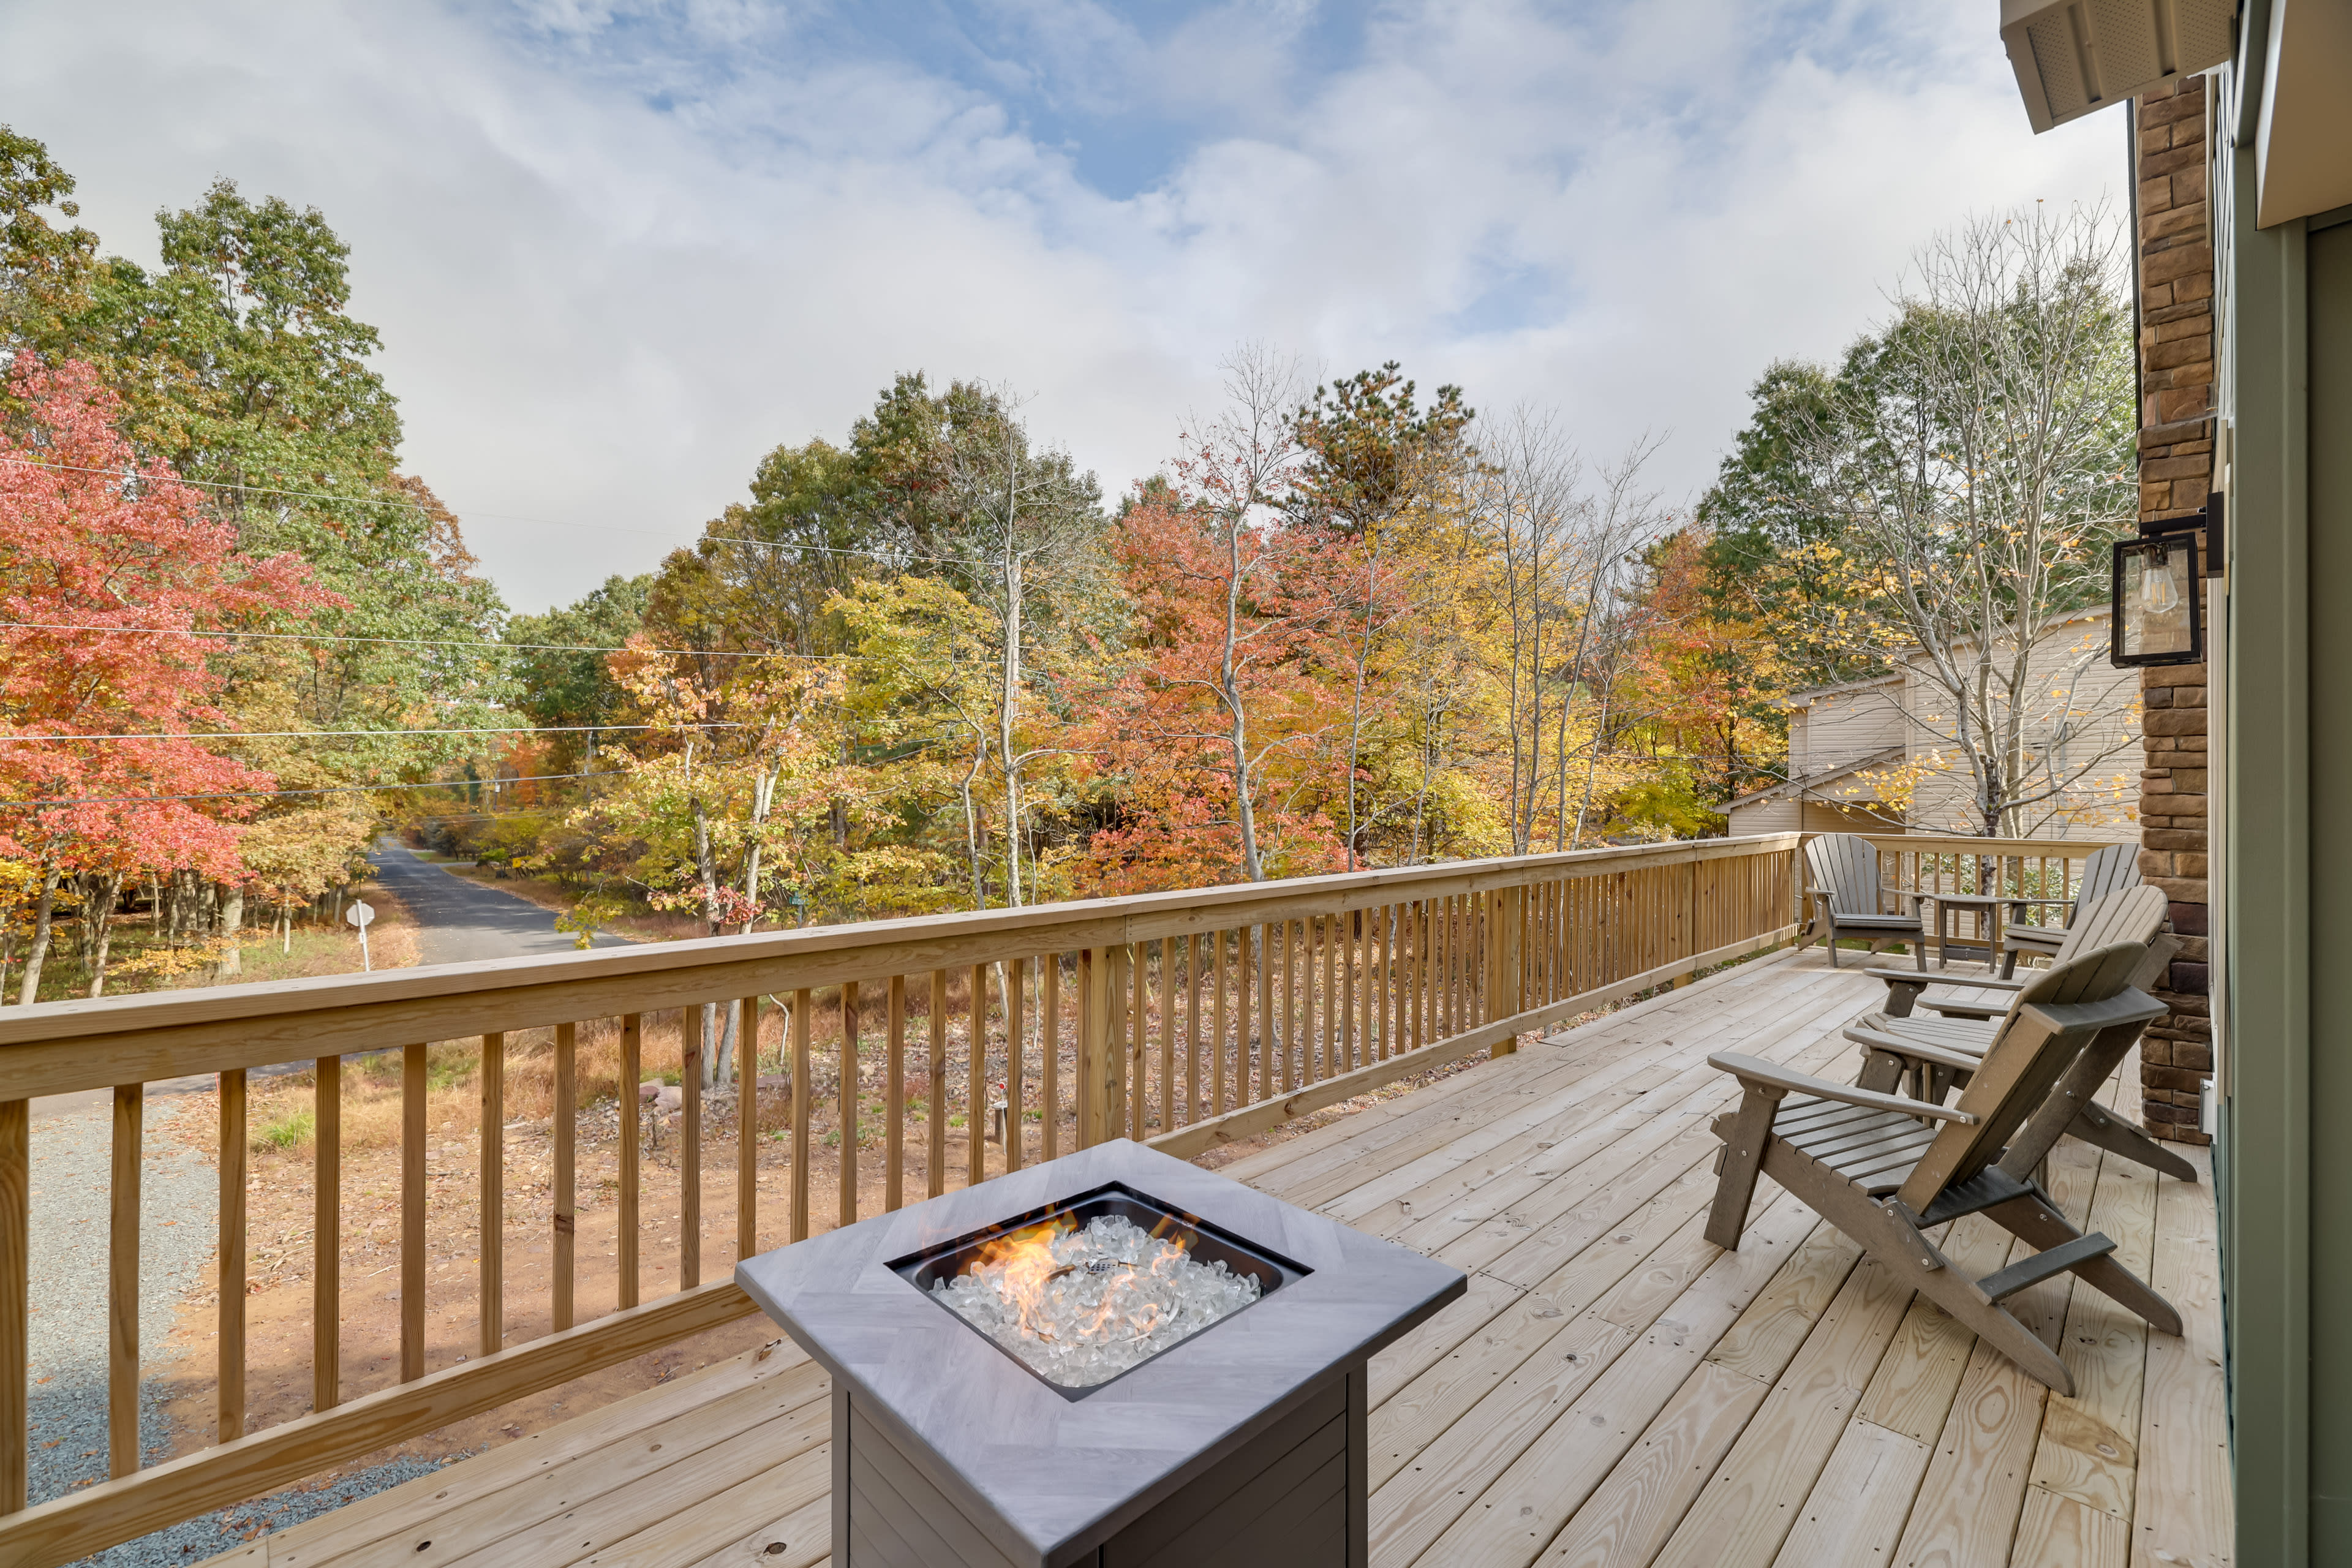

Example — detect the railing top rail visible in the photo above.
[0,835,1800,1088]
[1842,832,2138,857]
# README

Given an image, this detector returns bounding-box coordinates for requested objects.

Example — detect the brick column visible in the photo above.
[2132,77,2214,1144]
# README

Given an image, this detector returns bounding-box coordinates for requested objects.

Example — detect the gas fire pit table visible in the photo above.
[736,1137,1466,1567]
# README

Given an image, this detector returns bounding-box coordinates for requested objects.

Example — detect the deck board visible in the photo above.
[201,948,2231,1568]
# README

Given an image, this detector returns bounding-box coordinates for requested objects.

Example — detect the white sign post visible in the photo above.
[346,899,376,972]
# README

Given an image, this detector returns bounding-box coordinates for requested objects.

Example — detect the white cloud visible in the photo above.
[0,0,2120,611]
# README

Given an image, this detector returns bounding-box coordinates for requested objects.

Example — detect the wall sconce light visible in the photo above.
[2111,527,2203,666]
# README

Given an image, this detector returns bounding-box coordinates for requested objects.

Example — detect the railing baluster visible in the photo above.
[968,963,989,1185]
[314,1057,340,1411]
[617,1015,641,1310]
[1253,924,1270,1095]
[792,989,813,1239]
[553,1023,576,1333]
[1357,911,1373,1065]
[1293,921,1306,1086]
[1430,893,1449,1044]
[1234,927,1246,1101]
[1376,905,1390,1060]
[1185,935,1202,1125]
[1278,919,1295,1092]
[1157,939,1175,1133]
[1041,959,1060,1163]
[399,1049,424,1381]
[1211,932,1229,1115]
[925,973,946,1196]
[840,983,859,1225]
[886,975,907,1210]
[1438,896,1453,1039]
[680,1009,701,1289]
[110,1084,141,1477]
[739,996,758,1260]
[1006,958,1027,1170]
[2,1095,28,1512]
[1322,914,1338,1079]
[219,1069,247,1433]
[480,1033,504,1354]
[1128,946,1147,1142]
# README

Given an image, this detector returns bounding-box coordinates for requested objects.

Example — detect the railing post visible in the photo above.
[1489,886,1523,1057]
[1,1096,25,1514]
[1077,946,1128,1147]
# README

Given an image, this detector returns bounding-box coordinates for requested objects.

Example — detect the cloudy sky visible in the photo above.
[3,1,2121,611]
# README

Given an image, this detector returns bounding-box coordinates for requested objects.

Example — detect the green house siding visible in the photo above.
[2305,213,2352,1550]
[2222,103,2352,1553]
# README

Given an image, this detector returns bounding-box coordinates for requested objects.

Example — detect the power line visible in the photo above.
[0,619,972,666]
[0,769,610,810]
[4,723,747,743]
[0,456,978,566]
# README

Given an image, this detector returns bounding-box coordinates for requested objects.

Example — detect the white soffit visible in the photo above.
[2000,0,2238,132]
[2256,0,2352,227]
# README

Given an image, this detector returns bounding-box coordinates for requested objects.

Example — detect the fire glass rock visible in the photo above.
[927,1213,1261,1387]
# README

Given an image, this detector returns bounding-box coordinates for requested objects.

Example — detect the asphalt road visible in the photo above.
[364,839,631,965]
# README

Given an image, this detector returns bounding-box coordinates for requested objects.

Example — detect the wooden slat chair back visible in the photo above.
[2002,840,2145,976]
[1850,902,2196,1185]
[1704,941,2176,1393]
[1890,942,2150,1204]
[1807,833,1882,914]
[1871,885,2169,1023]
[1800,833,1926,970]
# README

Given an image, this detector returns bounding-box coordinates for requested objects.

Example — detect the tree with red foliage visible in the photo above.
[1084,352,1381,891]
[1629,526,1788,821]
[0,356,337,997]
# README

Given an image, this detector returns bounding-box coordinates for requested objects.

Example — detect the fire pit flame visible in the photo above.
[929,1213,1262,1387]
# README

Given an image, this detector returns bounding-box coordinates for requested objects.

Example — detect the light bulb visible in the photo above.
[2141,554,2179,615]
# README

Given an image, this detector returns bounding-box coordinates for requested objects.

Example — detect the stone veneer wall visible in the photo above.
[2132,77,2214,1145]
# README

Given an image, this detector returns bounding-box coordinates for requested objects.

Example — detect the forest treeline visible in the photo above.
[0,125,2141,1001]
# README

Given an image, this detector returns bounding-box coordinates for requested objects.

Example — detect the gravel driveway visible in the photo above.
[364,839,630,963]
[30,1068,454,1565]
[31,841,620,1562]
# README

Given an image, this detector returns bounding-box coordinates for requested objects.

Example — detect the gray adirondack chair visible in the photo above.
[1999,840,2143,976]
[1800,832,1928,969]
[1865,884,2169,1023]
[1844,887,2196,1184]
[1705,941,2178,1395]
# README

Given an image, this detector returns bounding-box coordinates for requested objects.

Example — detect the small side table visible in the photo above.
[1922,891,2030,970]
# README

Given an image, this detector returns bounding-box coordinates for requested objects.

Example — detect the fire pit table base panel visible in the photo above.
[835,1371,1366,1568]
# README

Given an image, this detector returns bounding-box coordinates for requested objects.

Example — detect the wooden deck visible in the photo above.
[198,946,2230,1568]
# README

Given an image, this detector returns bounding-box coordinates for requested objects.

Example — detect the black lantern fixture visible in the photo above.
[2111,510,2207,667]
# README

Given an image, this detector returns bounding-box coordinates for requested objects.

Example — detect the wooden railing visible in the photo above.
[0,833,1800,1566]
[1849,832,2136,951]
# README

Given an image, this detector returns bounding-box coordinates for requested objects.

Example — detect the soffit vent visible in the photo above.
[1999,0,2237,133]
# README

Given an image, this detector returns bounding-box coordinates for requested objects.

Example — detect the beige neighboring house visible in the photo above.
[1719,674,1908,836]
[1722,605,2141,841]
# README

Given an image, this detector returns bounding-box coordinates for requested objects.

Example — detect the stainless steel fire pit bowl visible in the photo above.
[735,1137,1466,1568]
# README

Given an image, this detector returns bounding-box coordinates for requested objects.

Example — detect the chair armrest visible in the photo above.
[1891,973,2029,997]
[1879,886,1929,911]
[1706,1051,1977,1123]
[1922,995,2008,1020]
[1843,1024,1984,1074]
[2022,990,2169,1033]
